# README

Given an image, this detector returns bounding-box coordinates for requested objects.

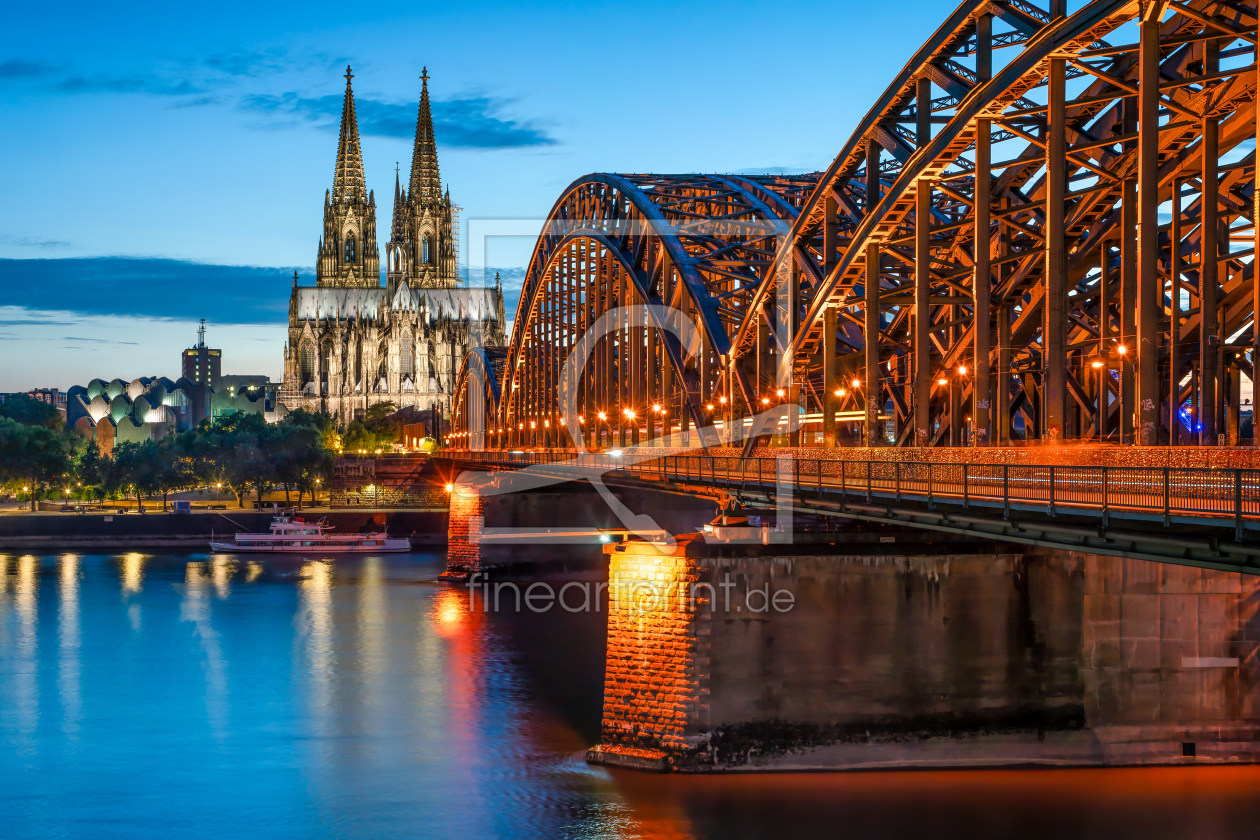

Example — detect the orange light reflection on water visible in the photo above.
[430,586,476,638]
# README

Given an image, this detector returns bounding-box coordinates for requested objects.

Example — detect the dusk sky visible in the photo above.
[0,0,946,391]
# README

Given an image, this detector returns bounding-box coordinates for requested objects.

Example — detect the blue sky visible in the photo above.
[0,0,946,390]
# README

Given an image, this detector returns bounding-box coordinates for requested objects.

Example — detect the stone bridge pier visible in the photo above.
[441,474,716,580]
[587,540,1260,772]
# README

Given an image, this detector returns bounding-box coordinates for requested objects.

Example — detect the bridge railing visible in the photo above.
[436,450,1260,537]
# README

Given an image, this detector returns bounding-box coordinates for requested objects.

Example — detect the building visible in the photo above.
[65,330,289,454]
[67,377,197,456]
[182,320,223,392]
[281,67,506,426]
[215,375,285,421]
[0,388,68,418]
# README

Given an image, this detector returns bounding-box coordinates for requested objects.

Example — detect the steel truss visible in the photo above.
[458,173,817,449]
[456,0,1260,452]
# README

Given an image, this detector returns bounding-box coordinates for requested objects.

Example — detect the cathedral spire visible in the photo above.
[390,161,408,243]
[332,66,367,203]
[408,67,441,205]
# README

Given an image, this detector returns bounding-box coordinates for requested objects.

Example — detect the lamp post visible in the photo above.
[955,365,969,446]
[1089,357,1105,440]
[1116,344,1128,445]
[833,385,847,444]
[937,375,950,445]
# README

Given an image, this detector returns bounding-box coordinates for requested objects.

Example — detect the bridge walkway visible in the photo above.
[435,450,1260,575]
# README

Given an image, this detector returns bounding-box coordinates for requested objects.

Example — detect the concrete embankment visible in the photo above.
[0,509,448,551]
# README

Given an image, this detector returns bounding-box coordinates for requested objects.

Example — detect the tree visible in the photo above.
[104,441,163,512]
[342,403,401,452]
[177,412,270,506]
[154,437,196,511]
[77,438,102,487]
[0,417,73,510]
[0,394,64,431]
[273,424,332,508]
[364,401,398,423]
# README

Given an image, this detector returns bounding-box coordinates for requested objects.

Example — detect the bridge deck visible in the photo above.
[435,449,1260,575]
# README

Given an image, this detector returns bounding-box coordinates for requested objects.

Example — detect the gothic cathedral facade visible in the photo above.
[282,68,506,429]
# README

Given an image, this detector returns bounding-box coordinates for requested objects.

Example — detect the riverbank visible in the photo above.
[0,509,448,550]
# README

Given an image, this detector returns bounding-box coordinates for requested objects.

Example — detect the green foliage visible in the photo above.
[364,401,397,423]
[103,441,163,510]
[342,403,403,452]
[0,393,64,431]
[77,438,102,487]
[160,410,337,507]
[2,406,339,511]
[0,416,74,508]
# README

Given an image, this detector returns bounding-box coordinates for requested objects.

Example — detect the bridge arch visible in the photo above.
[458,173,816,449]
[736,0,1260,449]
[451,346,506,449]
[456,0,1260,452]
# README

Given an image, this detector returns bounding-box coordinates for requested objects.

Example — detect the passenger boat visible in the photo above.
[209,515,411,553]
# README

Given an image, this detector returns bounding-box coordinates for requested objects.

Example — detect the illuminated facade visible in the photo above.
[282,67,505,427]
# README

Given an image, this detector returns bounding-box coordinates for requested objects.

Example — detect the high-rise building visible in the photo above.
[282,67,505,426]
[182,319,222,391]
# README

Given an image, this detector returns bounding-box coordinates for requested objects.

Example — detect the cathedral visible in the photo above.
[281,68,506,430]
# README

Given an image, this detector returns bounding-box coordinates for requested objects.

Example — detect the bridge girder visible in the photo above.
[738,0,1260,450]
[462,173,814,449]
[455,0,1260,453]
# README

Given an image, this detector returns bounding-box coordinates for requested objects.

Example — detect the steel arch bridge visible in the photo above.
[454,0,1260,454]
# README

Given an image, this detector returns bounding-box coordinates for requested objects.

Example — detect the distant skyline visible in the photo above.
[0,0,952,390]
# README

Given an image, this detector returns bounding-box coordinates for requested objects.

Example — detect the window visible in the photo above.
[300,341,315,384]
[422,235,430,264]
[400,331,413,378]
[345,235,356,263]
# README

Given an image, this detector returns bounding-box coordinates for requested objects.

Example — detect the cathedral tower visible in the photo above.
[284,67,504,429]
[386,68,459,292]
[316,67,380,288]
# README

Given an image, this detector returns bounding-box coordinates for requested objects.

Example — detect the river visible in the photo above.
[2,552,1259,839]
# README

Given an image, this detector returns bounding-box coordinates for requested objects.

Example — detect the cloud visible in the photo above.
[461,265,525,315]
[52,74,201,96]
[203,47,293,77]
[0,59,52,79]
[0,57,203,96]
[168,96,220,109]
[241,92,558,149]
[0,319,75,326]
[200,47,345,78]
[63,336,139,345]
[0,235,71,249]
[2,54,556,148]
[0,306,285,391]
[0,257,302,324]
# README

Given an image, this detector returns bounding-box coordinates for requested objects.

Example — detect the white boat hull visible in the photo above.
[209,538,412,553]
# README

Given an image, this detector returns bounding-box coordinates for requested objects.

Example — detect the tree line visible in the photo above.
[0,394,339,511]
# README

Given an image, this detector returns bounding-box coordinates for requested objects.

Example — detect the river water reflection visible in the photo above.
[2,552,1260,839]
